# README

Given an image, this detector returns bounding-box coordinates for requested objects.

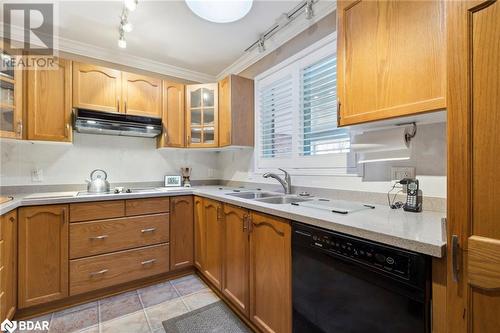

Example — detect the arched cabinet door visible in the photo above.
[222,204,250,316]
[122,72,162,117]
[202,199,223,290]
[249,212,291,333]
[18,205,69,308]
[447,1,500,332]
[72,62,122,113]
[170,196,194,270]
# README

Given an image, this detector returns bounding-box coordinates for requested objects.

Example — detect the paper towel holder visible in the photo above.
[397,122,417,146]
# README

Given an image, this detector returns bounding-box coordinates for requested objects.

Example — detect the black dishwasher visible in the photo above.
[292,222,430,333]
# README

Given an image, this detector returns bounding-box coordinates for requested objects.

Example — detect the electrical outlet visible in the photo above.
[31,168,44,182]
[391,167,415,181]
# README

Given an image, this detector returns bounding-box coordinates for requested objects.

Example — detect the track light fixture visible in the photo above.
[305,0,314,20]
[118,27,127,48]
[245,0,318,53]
[124,0,138,12]
[258,36,266,53]
[117,1,139,49]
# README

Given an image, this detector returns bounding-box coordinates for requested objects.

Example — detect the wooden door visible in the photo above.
[186,83,219,147]
[18,205,69,308]
[202,199,223,290]
[0,41,23,139]
[218,76,231,146]
[193,196,205,271]
[337,0,446,126]
[249,212,291,333]
[72,62,121,113]
[26,58,72,142]
[447,1,500,332]
[1,210,17,320]
[170,196,193,270]
[222,204,250,316]
[158,81,185,148]
[121,72,162,117]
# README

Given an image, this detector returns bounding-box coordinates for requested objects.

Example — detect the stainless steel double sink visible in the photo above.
[226,191,312,205]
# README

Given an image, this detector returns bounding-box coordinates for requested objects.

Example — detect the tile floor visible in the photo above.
[22,274,220,333]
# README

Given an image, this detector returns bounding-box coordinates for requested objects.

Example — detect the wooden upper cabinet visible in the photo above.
[1,210,17,321]
[186,83,219,147]
[337,0,446,126]
[193,196,205,271]
[18,205,69,308]
[218,75,254,147]
[0,41,23,139]
[249,212,291,333]
[121,72,162,117]
[222,204,250,316]
[170,196,194,270]
[158,81,185,148]
[26,58,72,142]
[202,199,223,290]
[72,62,121,113]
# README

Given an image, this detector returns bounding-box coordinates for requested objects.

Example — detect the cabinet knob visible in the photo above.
[9,216,15,223]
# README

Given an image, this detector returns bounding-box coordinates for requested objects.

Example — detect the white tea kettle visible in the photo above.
[86,169,110,193]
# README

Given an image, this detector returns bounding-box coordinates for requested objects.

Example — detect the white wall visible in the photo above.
[217,123,447,198]
[0,133,220,186]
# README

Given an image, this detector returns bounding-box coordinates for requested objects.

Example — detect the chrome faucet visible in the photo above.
[263,168,292,194]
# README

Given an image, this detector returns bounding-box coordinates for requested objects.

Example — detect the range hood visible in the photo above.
[73,109,162,138]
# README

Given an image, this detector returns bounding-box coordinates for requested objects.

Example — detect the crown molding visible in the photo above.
[1,24,216,83]
[216,0,337,80]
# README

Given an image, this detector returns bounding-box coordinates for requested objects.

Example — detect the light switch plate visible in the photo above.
[391,167,415,181]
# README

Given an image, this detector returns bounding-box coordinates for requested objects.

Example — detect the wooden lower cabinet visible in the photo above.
[18,205,69,308]
[222,204,250,316]
[1,210,17,321]
[249,212,291,333]
[193,196,205,271]
[170,196,194,270]
[202,199,223,290]
[70,243,169,295]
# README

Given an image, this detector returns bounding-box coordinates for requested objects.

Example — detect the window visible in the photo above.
[255,34,354,173]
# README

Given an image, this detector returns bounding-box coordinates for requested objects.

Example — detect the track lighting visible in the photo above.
[305,0,314,20]
[124,0,138,12]
[118,28,127,48]
[120,13,133,32]
[258,36,266,53]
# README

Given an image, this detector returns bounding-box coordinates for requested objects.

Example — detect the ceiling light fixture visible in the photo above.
[118,28,127,49]
[305,0,314,20]
[245,0,317,53]
[257,36,266,53]
[185,0,253,23]
[124,0,138,12]
[120,12,133,32]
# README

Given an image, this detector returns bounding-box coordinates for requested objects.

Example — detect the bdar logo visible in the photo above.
[1,319,17,333]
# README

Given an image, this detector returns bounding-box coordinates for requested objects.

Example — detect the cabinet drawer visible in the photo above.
[70,214,170,259]
[125,197,170,216]
[70,201,125,222]
[70,243,169,295]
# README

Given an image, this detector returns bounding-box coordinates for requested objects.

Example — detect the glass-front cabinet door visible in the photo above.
[186,83,218,147]
[0,42,23,139]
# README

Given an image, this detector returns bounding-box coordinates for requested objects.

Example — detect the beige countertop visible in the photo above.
[0,186,446,257]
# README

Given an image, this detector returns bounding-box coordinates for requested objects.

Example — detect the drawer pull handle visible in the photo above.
[141,228,156,233]
[89,235,108,240]
[141,259,157,266]
[89,269,108,277]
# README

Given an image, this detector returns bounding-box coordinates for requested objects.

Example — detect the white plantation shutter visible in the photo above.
[259,73,294,159]
[299,55,350,156]
[255,34,354,172]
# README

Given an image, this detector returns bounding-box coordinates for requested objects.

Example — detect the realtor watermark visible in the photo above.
[1,319,49,333]
[2,1,59,71]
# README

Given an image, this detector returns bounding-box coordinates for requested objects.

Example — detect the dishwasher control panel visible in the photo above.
[293,224,423,282]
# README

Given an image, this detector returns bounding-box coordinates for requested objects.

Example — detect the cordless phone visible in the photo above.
[401,178,423,212]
